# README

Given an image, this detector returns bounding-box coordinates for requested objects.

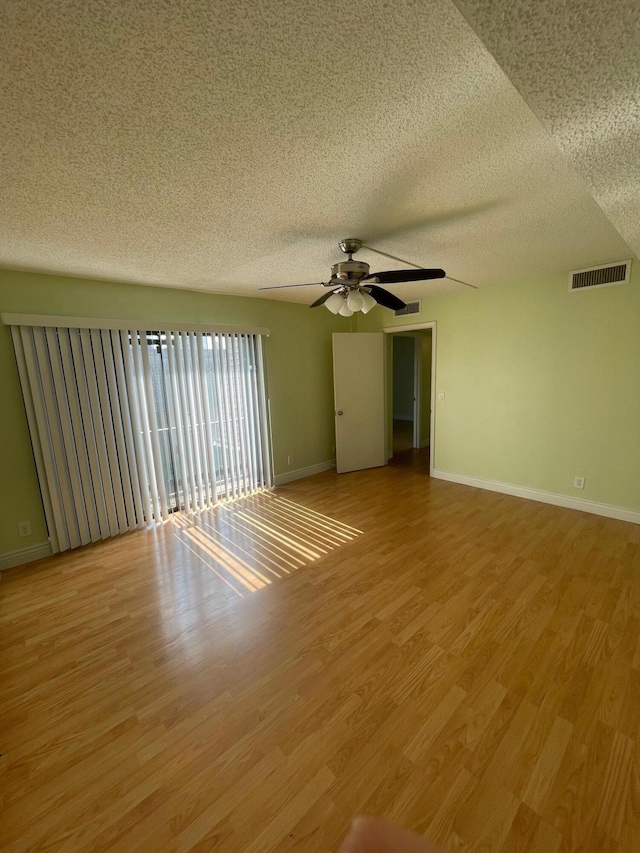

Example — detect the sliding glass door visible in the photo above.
[141,330,270,511]
[10,321,272,553]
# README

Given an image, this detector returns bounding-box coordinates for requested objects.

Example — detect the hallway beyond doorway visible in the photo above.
[392,418,414,453]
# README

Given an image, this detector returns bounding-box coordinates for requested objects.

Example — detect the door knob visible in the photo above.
[336,410,343,416]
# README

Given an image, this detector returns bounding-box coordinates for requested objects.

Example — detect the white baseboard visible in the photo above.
[274,460,335,486]
[0,541,53,571]
[431,469,640,525]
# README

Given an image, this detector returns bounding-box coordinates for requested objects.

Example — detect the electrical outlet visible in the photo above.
[574,476,585,490]
[17,521,31,537]
[438,392,445,403]
[287,455,293,466]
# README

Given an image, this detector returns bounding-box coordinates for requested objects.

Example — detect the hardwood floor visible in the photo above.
[2,464,640,852]
[393,418,415,453]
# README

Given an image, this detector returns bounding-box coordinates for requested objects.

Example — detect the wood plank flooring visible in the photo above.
[2,462,640,852]
[393,419,414,452]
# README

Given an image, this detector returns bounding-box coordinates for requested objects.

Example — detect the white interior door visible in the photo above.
[333,332,386,474]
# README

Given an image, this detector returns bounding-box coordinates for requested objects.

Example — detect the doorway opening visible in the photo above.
[392,335,417,453]
[385,324,435,473]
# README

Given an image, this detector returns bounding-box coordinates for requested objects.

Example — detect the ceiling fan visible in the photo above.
[259,238,470,315]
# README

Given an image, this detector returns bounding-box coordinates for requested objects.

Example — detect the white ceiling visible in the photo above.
[0,0,635,304]
[454,0,640,262]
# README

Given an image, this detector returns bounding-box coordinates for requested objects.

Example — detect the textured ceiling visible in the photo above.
[454,0,640,260]
[0,0,634,304]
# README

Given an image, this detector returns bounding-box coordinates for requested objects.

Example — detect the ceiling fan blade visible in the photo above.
[364,268,446,284]
[309,289,339,308]
[365,285,407,311]
[258,282,327,290]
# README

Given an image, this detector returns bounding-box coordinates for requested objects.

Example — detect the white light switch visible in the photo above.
[438,392,445,403]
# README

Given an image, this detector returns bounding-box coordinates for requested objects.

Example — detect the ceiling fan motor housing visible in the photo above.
[330,259,370,285]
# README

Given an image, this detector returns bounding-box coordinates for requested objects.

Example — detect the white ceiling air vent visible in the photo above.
[569,259,632,292]
[394,300,421,317]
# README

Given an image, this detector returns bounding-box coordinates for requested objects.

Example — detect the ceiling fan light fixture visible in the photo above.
[338,300,354,317]
[346,290,365,312]
[360,291,377,313]
[324,292,344,314]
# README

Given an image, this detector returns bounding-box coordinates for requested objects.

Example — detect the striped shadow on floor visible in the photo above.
[170,492,363,596]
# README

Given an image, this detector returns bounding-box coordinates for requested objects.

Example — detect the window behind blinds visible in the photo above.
[9,323,272,554]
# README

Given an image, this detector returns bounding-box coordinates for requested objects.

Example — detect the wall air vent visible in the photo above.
[394,300,421,317]
[569,260,632,291]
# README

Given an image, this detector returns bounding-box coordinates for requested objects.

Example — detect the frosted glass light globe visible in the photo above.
[325,292,344,314]
[360,292,377,313]
[346,290,365,312]
[338,301,354,317]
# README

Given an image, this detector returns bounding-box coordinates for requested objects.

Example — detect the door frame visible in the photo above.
[412,335,422,450]
[383,321,436,474]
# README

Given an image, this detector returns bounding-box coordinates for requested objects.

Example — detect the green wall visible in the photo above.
[361,268,640,511]
[3,263,639,559]
[0,270,344,557]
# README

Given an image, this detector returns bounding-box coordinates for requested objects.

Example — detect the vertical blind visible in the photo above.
[9,321,272,554]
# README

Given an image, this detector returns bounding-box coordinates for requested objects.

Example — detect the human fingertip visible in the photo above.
[340,816,366,852]
[340,832,356,853]
[340,831,357,852]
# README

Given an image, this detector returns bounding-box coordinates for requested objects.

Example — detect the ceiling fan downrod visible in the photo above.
[332,238,371,284]
[338,238,363,258]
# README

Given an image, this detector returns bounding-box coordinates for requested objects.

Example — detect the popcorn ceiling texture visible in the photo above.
[0,0,633,303]
[454,0,640,261]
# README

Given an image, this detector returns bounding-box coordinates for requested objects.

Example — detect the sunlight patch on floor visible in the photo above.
[171,492,363,596]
